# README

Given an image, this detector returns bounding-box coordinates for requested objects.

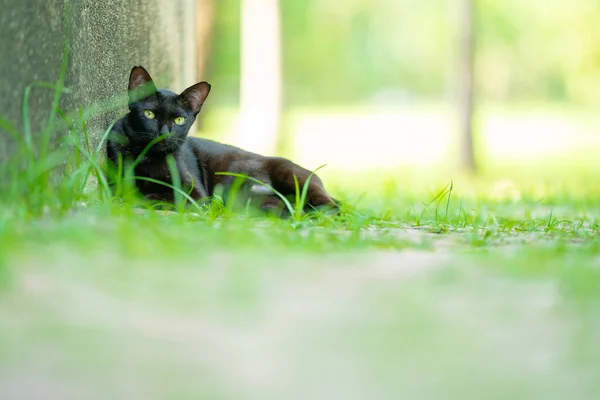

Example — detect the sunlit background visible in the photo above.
[194,0,600,183]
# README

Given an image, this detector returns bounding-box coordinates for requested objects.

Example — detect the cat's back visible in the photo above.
[187,136,257,157]
[187,136,266,175]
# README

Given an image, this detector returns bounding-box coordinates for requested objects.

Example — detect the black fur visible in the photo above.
[107,66,337,213]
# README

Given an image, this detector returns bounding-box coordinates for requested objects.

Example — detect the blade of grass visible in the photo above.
[133,176,204,214]
[299,164,327,212]
[95,119,117,156]
[22,84,36,159]
[41,33,70,158]
[40,1,71,160]
[165,154,184,210]
[444,179,454,220]
[293,174,301,220]
[72,141,112,197]
[21,81,72,164]
[128,134,171,170]
[225,175,247,211]
[215,172,295,217]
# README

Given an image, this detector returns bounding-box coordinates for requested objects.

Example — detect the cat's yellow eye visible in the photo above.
[174,116,186,125]
[144,110,155,119]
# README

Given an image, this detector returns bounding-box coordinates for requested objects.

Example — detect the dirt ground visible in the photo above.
[1,247,596,400]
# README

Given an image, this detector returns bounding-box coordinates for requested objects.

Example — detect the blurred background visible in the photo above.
[194,0,600,183]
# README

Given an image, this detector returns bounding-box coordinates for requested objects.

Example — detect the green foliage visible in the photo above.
[208,0,600,106]
[476,0,600,104]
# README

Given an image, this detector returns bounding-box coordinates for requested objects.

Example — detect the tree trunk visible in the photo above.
[458,0,477,172]
[195,0,215,80]
[237,0,282,155]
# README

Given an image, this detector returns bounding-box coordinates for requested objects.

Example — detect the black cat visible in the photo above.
[106,66,337,214]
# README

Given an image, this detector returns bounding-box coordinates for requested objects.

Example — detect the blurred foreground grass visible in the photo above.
[2,103,600,399]
[2,171,600,399]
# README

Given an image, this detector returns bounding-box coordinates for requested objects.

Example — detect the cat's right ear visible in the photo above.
[180,82,211,115]
[128,66,157,103]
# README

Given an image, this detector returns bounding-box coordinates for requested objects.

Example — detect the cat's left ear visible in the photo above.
[128,66,157,103]
[180,82,211,115]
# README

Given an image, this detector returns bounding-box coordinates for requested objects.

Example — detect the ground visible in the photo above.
[2,99,600,398]
[1,172,600,400]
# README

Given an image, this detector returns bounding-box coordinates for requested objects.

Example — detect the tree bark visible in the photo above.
[238,0,282,155]
[458,0,477,172]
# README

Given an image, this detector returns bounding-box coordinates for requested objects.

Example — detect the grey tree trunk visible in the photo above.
[237,0,282,155]
[458,0,477,172]
[0,0,198,163]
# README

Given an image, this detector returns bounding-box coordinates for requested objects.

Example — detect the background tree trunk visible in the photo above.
[237,0,282,155]
[195,0,215,80]
[458,0,477,172]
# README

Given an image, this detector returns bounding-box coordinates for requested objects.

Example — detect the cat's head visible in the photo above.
[125,66,211,154]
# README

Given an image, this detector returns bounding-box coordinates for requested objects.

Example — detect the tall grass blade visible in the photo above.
[216,172,295,216]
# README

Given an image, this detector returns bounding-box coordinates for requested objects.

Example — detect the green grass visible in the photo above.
[1,76,600,399]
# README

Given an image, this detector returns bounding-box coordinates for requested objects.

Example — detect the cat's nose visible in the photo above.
[160,124,170,135]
